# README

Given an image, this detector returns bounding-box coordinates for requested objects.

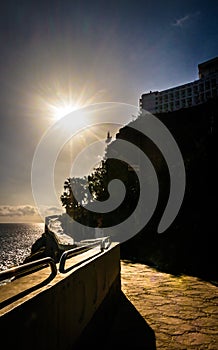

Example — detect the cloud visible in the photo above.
[0,205,38,217]
[173,15,190,27]
[172,12,200,27]
[40,206,64,217]
[0,205,63,218]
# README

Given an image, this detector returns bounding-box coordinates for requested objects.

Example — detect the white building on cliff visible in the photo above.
[140,57,218,114]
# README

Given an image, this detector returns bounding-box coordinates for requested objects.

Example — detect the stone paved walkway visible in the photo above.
[121,260,218,349]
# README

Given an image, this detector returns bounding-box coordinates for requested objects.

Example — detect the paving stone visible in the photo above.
[120,260,218,349]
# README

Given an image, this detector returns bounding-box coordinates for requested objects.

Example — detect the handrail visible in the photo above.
[0,257,57,283]
[0,238,111,282]
[59,236,111,273]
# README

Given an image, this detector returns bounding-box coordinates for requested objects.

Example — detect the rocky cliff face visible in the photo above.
[118,98,217,281]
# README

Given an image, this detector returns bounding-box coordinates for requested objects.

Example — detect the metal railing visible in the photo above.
[59,236,111,273]
[0,257,57,284]
[0,237,111,283]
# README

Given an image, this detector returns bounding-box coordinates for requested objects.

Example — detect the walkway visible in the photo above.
[120,260,218,349]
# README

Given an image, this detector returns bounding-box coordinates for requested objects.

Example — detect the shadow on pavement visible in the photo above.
[74,291,156,350]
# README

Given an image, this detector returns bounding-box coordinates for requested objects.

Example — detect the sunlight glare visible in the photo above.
[50,102,81,120]
[30,79,108,123]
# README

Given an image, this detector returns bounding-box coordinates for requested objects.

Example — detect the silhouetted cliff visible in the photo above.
[111,98,217,281]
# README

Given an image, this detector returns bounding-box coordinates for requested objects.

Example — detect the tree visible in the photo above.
[60,176,89,218]
[60,160,109,222]
[88,160,109,202]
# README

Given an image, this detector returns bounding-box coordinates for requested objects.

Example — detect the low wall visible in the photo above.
[0,242,121,350]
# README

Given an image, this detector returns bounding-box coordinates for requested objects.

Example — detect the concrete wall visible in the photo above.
[0,243,121,350]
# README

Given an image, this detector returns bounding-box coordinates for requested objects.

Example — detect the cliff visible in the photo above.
[110,98,217,281]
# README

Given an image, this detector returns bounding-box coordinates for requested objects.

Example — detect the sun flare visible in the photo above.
[50,102,81,120]
[31,80,108,123]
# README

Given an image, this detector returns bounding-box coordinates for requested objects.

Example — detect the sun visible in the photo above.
[50,102,81,120]
[32,79,108,122]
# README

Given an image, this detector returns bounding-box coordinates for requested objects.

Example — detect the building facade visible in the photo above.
[140,57,218,114]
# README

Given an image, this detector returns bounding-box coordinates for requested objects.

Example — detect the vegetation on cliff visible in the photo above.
[60,98,218,281]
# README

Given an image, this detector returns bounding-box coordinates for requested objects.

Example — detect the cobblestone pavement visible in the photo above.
[121,260,218,349]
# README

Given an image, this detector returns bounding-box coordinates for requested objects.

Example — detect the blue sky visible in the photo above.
[0,0,217,222]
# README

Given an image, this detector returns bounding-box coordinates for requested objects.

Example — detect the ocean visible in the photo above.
[0,223,44,271]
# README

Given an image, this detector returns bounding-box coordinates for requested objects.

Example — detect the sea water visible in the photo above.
[0,223,44,271]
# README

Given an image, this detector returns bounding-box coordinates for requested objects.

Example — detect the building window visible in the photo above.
[181,90,186,98]
[205,81,210,90]
[194,97,199,104]
[199,83,204,92]
[187,98,192,106]
[199,93,205,102]
[175,101,180,107]
[164,104,168,112]
[187,87,192,95]
[181,99,186,107]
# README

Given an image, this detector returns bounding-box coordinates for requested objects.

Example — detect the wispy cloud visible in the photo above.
[0,205,62,218]
[173,15,190,27]
[172,11,200,27]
